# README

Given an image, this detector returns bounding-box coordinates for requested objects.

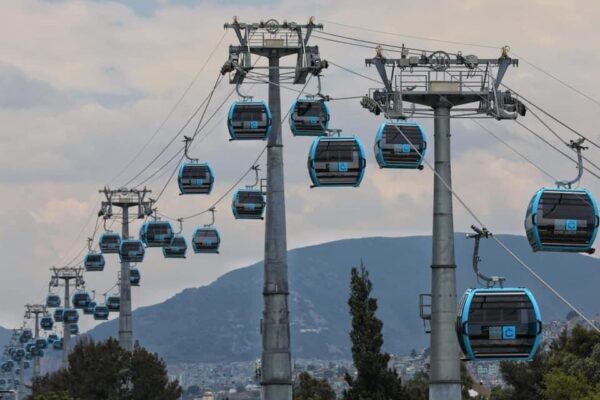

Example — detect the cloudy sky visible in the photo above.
[1,0,600,330]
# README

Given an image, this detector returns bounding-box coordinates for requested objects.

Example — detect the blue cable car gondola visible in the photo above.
[163,236,188,259]
[84,252,105,272]
[30,348,43,357]
[178,162,215,195]
[457,287,542,360]
[83,301,96,315]
[53,308,64,322]
[93,305,109,321]
[130,268,141,287]
[25,352,33,360]
[62,308,79,324]
[23,361,30,370]
[106,296,120,312]
[13,351,24,363]
[52,338,63,351]
[289,98,330,136]
[140,220,174,247]
[228,100,272,140]
[192,227,220,254]
[35,338,47,350]
[48,334,59,344]
[24,344,35,353]
[46,294,61,308]
[525,188,599,253]
[374,121,426,169]
[99,232,121,254]
[119,239,145,263]
[308,136,366,187]
[72,292,91,309]
[232,189,266,220]
[69,324,79,336]
[20,330,32,343]
[40,316,53,331]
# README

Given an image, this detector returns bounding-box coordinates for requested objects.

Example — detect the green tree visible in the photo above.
[404,371,428,400]
[32,394,74,400]
[293,372,335,400]
[31,338,181,400]
[127,346,182,400]
[68,337,129,399]
[490,325,600,400]
[343,263,408,400]
[543,370,589,400]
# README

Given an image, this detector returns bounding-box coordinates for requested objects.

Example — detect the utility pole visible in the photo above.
[24,304,47,379]
[362,46,523,399]
[99,187,152,351]
[49,266,84,366]
[221,17,327,400]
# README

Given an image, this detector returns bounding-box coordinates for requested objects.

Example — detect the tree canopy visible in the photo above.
[31,338,181,400]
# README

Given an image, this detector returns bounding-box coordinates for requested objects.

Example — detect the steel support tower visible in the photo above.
[24,304,47,379]
[99,187,152,351]
[49,267,84,366]
[362,47,523,399]
[221,17,327,400]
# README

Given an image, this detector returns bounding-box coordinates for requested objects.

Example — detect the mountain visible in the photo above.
[0,326,12,346]
[88,235,600,363]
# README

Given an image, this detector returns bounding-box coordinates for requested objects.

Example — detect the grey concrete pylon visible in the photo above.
[119,205,132,351]
[33,313,40,378]
[429,106,461,399]
[261,55,292,400]
[361,49,520,400]
[98,187,152,351]
[63,280,70,366]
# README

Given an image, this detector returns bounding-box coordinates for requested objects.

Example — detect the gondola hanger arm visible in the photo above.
[556,138,588,189]
[467,225,505,288]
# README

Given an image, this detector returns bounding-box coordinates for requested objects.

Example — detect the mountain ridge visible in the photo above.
[88,234,600,363]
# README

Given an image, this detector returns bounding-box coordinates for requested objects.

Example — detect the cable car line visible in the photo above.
[317,31,431,55]
[509,49,600,108]
[319,19,499,50]
[148,77,237,206]
[50,36,232,272]
[478,67,600,152]
[132,77,230,191]
[160,75,313,222]
[108,30,229,186]
[472,120,557,181]
[121,73,225,188]
[436,66,600,180]
[328,57,600,332]
[527,107,600,175]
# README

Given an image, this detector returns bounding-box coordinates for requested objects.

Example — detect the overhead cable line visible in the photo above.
[108,30,229,185]
[161,76,313,222]
[319,19,499,49]
[121,73,225,188]
[473,120,557,181]
[509,50,600,108]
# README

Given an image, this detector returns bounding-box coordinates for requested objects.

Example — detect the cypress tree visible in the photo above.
[343,262,407,400]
